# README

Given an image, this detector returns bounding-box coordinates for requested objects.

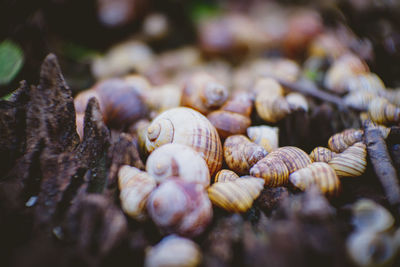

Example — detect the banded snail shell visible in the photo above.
[255,93,291,123]
[289,162,341,197]
[252,77,284,97]
[309,147,336,163]
[145,107,223,176]
[346,73,386,95]
[247,125,279,152]
[368,97,400,125]
[221,91,253,117]
[328,142,367,177]
[343,91,375,111]
[207,110,251,139]
[223,135,268,175]
[181,72,228,114]
[214,169,239,183]
[208,177,265,213]
[147,178,212,237]
[250,156,289,187]
[118,165,157,221]
[328,129,364,153]
[145,235,202,267]
[146,143,210,188]
[286,92,309,112]
[268,146,312,173]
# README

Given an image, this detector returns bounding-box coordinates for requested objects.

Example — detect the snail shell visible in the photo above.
[181,72,228,114]
[250,155,289,187]
[144,84,182,116]
[343,91,375,111]
[252,77,284,97]
[255,93,291,123]
[207,177,265,213]
[147,178,212,237]
[328,142,367,177]
[118,165,157,221]
[247,125,279,152]
[286,92,309,112]
[221,91,253,117]
[207,110,251,139]
[289,162,341,197]
[131,119,151,158]
[347,231,396,267]
[251,59,300,84]
[309,147,336,163]
[328,128,364,153]
[144,235,202,267]
[146,143,210,188]
[145,107,223,176]
[74,89,102,114]
[223,135,268,175]
[214,169,239,183]
[368,97,400,125]
[346,73,386,95]
[268,146,312,173]
[351,199,394,233]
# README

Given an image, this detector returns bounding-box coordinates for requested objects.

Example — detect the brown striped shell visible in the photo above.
[147,178,212,237]
[328,142,367,177]
[181,72,228,114]
[118,165,157,221]
[208,177,265,213]
[131,119,151,158]
[145,107,223,176]
[214,169,239,183]
[146,144,210,187]
[223,135,268,175]
[309,147,336,163]
[368,97,400,125]
[145,235,202,267]
[328,129,364,153]
[247,125,279,152]
[207,111,251,139]
[250,156,289,187]
[289,162,341,197]
[268,146,312,173]
[255,93,291,123]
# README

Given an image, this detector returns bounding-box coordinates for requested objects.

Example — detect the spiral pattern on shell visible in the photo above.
[268,146,312,173]
[328,129,364,153]
[208,177,265,213]
[214,169,240,183]
[207,110,251,139]
[247,125,279,152]
[328,142,367,177]
[118,165,157,221]
[147,178,212,236]
[309,147,336,163]
[368,97,400,125]
[223,135,268,175]
[146,143,210,188]
[145,107,223,176]
[145,235,202,267]
[289,162,341,197]
[250,156,289,187]
[255,93,291,123]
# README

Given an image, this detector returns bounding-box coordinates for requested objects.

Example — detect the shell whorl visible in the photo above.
[328,142,367,177]
[328,129,364,153]
[202,81,229,108]
[368,97,400,125]
[309,147,336,163]
[214,169,240,183]
[247,125,279,152]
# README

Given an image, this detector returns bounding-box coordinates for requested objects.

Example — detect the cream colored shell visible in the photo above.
[214,169,239,183]
[309,147,336,163]
[247,125,279,152]
[328,129,364,153]
[328,142,367,177]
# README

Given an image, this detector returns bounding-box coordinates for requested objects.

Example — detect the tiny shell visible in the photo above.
[289,162,341,197]
[346,73,386,95]
[118,165,157,221]
[286,92,309,112]
[255,93,291,123]
[309,147,336,163]
[252,77,284,96]
[147,178,212,236]
[144,84,182,115]
[207,110,251,139]
[145,235,202,267]
[146,144,210,188]
[250,156,289,187]
[328,128,364,153]
[368,97,400,125]
[223,135,268,174]
[214,169,239,183]
[208,177,265,213]
[247,125,279,152]
[328,142,367,177]
[343,91,375,111]
[351,199,394,233]
[268,146,312,173]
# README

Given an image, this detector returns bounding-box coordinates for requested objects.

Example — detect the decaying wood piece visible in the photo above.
[364,121,400,216]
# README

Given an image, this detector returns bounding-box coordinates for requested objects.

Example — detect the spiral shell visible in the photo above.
[223,135,268,175]
[131,119,151,158]
[255,93,291,123]
[144,84,182,115]
[221,91,253,117]
[328,129,364,153]
[207,111,251,139]
[286,92,309,112]
[118,165,157,221]
[208,177,265,213]
[268,146,312,173]
[146,144,210,188]
[181,72,228,114]
[346,73,386,95]
[214,169,239,183]
[343,91,375,110]
[250,156,289,187]
[145,107,223,176]
[328,142,367,177]
[289,162,341,197]
[309,147,336,163]
[247,125,279,152]
[145,235,202,267]
[147,178,212,236]
[368,97,400,125]
[351,199,394,233]
[252,77,284,96]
